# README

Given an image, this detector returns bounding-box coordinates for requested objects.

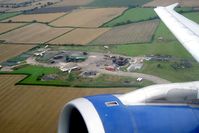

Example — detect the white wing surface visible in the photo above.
[154,3,199,62]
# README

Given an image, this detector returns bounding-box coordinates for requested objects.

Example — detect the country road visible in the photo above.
[98,69,171,84]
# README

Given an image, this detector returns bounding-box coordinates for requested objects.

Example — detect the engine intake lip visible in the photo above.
[58,98,105,133]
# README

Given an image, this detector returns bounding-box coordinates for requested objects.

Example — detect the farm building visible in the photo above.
[65,55,87,62]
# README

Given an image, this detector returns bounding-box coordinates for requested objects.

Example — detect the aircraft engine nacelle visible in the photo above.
[58,85,199,133]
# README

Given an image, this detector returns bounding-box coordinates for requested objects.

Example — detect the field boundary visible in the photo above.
[0,23,31,36]
[44,28,75,44]
[100,7,129,27]
[48,12,71,23]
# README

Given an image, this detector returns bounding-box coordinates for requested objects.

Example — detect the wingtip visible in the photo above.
[166,3,179,10]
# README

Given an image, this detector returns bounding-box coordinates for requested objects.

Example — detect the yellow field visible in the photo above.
[0,23,73,44]
[53,0,93,6]
[3,13,65,23]
[0,23,25,34]
[0,75,132,133]
[143,0,199,7]
[50,7,126,27]
[49,28,110,45]
[0,44,36,62]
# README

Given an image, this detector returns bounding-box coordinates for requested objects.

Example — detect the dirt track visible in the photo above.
[0,75,132,133]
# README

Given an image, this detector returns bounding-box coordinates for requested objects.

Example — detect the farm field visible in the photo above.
[181,0,199,7]
[92,20,159,45]
[0,0,27,4]
[138,61,199,82]
[26,6,76,14]
[3,12,66,23]
[87,0,151,7]
[143,0,199,7]
[0,12,21,21]
[50,7,126,27]
[52,0,93,6]
[0,74,131,133]
[183,12,199,23]
[103,8,157,27]
[0,23,25,34]
[0,23,73,44]
[49,28,110,45]
[0,44,36,62]
[104,8,157,27]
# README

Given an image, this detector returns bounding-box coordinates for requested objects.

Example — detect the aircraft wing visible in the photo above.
[154,3,199,62]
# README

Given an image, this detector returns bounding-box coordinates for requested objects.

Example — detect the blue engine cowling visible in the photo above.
[58,94,199,133]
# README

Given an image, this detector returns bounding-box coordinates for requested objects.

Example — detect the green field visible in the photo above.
[138,61,199,82]
[104,8,157,27]
[184,12,199,23]
[87,0,151,7]
[103,7,195,27]
[0,65,152,88]
[0,12,21,21]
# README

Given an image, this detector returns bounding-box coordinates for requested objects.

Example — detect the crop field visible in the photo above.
[0,23,25,34]
[50,7,126,27]
[52,0,93,6]
[181,0,199,7]
[3,13,66,23]
[104,8,157,27]
[0,23,73,44]
[0,0,27,3]
[49,28,110,45]
[92,20,159,45]
[143,0,199,7]
[0,12,21,21]
[26,6,76,14]
[0,74,131,133]
[0,44,36,62]
[87,0,151,7]
[183,12,199,23]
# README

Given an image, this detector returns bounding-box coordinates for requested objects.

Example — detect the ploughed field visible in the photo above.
[0,44,36,62]
[3,12,66,23]
[0,23,73,44]
[49,28,110,45]
[92,20,159,45]
[0,75,131,133]
[50,7,126,27]
[0,23,25,34]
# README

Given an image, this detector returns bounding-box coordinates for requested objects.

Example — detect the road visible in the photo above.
[98,69,171,84]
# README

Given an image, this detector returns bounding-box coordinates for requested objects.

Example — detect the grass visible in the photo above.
[87,0,151,7]
[103,7,195,27]
[103,8,157,27]
[0,65,152,88]
[0,12,21,21]
[183,12,199,23]
[138,61,199,82]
